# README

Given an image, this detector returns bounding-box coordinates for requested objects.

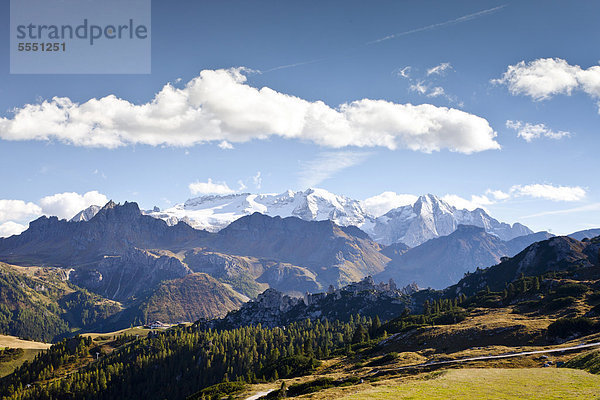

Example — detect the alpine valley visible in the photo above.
[1,193,599,400]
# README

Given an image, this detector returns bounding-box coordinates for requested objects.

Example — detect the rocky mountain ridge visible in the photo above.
[210,276,413,329]
[445,235,600,298]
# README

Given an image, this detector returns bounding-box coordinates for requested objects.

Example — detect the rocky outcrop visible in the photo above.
[257,264,322,295]
[212,277,409,329]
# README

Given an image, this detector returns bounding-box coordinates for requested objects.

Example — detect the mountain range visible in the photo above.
[0,201,390,332]
[72,190,533,247]
[1,196,596,339]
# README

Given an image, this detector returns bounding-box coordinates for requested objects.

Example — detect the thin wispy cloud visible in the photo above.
[262,5,507,73]
[520,203,600,219]
[399,62,463,106]
[367,5,507,44]
[262,59,323,73]
[298,151,372,188]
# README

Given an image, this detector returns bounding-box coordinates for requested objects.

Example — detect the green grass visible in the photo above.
[0,349,45,378]
[343,368,600,400]
[565,350,600,374]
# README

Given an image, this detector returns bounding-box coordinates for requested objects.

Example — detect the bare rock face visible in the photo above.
[257,263,322,295]
[70,205,101,222]
[70,248,192,301]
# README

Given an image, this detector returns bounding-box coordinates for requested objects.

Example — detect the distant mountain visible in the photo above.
[505,231,555,251]
[0,201,206,266]
[379,242,411,259]
[377,225,554,289]
[143,190,532,247]
[569,228,600,241]
[445,235,600,298]
[369,194,532,246]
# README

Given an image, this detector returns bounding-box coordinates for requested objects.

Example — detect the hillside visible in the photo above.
[138,273,246,323]
[0,262,121,342]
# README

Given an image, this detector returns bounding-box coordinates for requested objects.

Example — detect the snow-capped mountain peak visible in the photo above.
[70,205,102,222]
[67,190,532,247]
[369,193,532,246]
[146,188,370,232]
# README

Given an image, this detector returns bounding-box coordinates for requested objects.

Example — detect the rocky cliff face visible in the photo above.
[69,248,193,301]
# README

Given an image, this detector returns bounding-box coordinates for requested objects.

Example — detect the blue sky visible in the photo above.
[0,0,599,236]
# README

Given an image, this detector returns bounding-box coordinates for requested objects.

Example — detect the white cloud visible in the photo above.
[253,171,262,189]
[427,87,447,98]
[485,189,510,201]
[427,62,452,76]
[188,179,235,196]
[494,58,600,110]
[0,68,499,154]
[396,66,412,78]
[404,65,462,106]
[237,180,247,192]
[409,81,428,95]
[218,140,234,150]
[442,194,493,211]
[506,120,571,142]
[0,221,27,238]
[39,190,109,220]
[0,199,42,223]
[362,192,418,217]
[298,151,372,188]
[510,184,586,202]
